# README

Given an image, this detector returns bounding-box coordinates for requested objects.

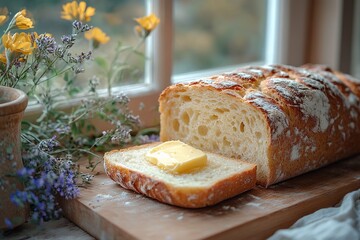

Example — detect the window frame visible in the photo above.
[351,0,360,77]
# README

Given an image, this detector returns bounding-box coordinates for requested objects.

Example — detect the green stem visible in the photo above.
[106,43,124,96]
[0,60,14,85]
[38,64,75,84]
[107,37,146,96]
[68,97,112,125]
[17,54,38,80]
[90,160,102,172]
[29,56,60,93]
[50,148,101,158]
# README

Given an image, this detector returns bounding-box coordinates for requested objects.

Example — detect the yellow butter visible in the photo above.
[145,141,207,174]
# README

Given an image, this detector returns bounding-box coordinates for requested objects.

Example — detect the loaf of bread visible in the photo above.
[104,143,256,208]
[159,64,360,187]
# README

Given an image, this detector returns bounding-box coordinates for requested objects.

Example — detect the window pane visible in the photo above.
[4,0,146,92]
[173,0,267,75]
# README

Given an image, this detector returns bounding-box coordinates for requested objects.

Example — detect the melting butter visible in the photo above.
[145,140,207,174]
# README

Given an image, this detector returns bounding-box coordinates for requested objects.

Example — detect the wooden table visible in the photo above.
[3,155,360,240]
[63,155,360,240]
[2,217,93,239]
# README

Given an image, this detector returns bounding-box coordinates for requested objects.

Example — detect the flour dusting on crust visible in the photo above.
[244,91,289,139]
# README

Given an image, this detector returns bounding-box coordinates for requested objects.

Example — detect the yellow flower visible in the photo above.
[0,53,7,64]
[61,1,95,22]
[0,7,8,26]
[78,1,95,22]
[14,9,34,30]
[2,32,34,55]
[135,13,160,32]
[85,27,110,48]
[0,15,7,26]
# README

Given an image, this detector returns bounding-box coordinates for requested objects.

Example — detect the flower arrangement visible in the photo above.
[0,1,159,227]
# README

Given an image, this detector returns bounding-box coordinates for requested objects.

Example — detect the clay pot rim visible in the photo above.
[0,86,28,116]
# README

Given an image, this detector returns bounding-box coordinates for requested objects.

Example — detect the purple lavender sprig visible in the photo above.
[136,134,160,144]
[35,35,57,55]
[52,159,79,199]
[72,20,92,33]
[61,34,76,49]
[10,139,80,224]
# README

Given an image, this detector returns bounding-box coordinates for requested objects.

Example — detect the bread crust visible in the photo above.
[159,64,360,187]
[104,143,256,208]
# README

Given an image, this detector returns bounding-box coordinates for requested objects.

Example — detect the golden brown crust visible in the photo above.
[104,144,256,208]
[159,64,360,187]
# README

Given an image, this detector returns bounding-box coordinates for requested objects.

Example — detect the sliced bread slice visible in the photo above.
[104,142,256,208]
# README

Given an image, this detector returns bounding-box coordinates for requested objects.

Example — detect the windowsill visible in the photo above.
[24,82,162,128]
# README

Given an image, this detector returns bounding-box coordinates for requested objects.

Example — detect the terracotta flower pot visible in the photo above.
[0,86,28,230]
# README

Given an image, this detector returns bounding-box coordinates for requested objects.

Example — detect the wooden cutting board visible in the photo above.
[61,155,360,240]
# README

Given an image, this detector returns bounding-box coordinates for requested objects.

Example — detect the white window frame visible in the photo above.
[351,0,360,77]
[25,0,349,128]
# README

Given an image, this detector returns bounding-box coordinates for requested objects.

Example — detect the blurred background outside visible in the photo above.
[3,0,360,90]
[3,0,266,90]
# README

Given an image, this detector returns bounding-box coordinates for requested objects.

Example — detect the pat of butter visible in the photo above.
[145,141,207,174]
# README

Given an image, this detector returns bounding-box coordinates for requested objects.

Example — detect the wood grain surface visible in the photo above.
[2,217,94,240]
[61,155,360,240]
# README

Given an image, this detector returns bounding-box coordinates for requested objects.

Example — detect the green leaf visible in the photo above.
[71,123,80,135]
[78,119,85,129]
[86,124,96,132]
[137,127,160,136]
[96,111,108,120]
[64,72,70,82]
[94,57,108,71]
[68,87,80,96]
[133,49,148,60]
